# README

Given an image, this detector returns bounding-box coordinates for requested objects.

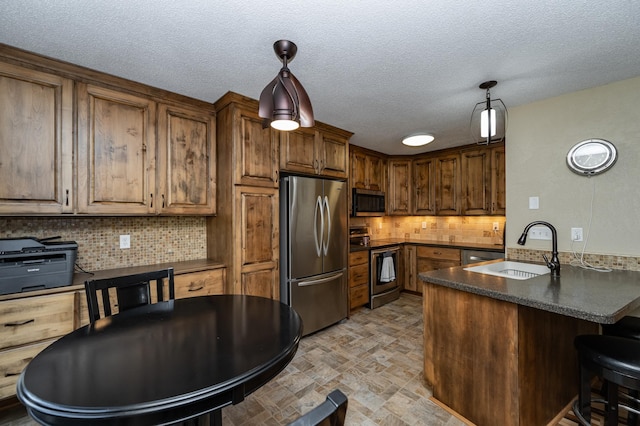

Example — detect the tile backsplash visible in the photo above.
[0,217,207,272]
[351,215,506,246]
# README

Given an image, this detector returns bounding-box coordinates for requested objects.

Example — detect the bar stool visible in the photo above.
[573,334,640,425]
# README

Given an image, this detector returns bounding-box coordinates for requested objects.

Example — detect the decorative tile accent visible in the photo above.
[0,217,207,272]
[507,248,640,272]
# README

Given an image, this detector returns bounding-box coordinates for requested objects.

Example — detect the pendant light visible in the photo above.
[259,40,314,131]
[469,80,507,145]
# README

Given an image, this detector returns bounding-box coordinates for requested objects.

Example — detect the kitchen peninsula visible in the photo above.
[420,261,640,425]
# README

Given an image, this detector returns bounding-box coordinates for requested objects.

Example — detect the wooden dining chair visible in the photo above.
[84,267,175,323]
[286,389,348,426]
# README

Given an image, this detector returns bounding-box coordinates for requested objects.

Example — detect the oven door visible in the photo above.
[370,247,400,295]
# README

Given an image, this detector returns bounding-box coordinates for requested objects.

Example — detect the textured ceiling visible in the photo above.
[2,0,640,155]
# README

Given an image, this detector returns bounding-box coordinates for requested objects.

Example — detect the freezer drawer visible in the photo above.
[289,271,347,336]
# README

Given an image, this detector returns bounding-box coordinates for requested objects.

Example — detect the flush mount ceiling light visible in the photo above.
[402,134,435,147]
[469,80,507,145]
[258,40,314,131]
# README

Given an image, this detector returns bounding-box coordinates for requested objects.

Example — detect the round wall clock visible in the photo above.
[566,138,617,176]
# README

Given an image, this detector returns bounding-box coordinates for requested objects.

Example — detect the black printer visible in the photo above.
[0,237,78,295]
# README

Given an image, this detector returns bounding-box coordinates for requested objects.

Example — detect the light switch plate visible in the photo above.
[529,196,539,209]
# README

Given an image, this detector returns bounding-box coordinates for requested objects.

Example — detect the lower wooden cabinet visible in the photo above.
[348,251,370,310]
[0,292,75,400]
[174,268,225,299]
[405,245,461,295]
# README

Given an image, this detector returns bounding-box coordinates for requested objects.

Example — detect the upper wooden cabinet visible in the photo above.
[461,144,505,215]
[388,159,412,215]
[0,62,73,214]
[157,103,216,214]
[1,47,217,216]
[77,83,157,214]
[350,145,386,192]
[490,145,506,215]
[77,84,216,215]
[413,156,436,215]
[280,122,351,178]
[215,92,278,188]
[385,144,505,217]
[434,153,461,215]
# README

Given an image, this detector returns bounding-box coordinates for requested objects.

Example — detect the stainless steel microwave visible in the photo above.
[352,188,385,216]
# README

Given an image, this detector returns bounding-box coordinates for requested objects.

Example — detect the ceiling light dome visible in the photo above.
[402,134,435,147]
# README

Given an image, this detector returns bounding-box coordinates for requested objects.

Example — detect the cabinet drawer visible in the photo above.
[349,263,369,288]
[350,285,369,309]
[175,269,226,299]
[0,293,74,350]
[349,250,369,266]
[0,339,54,400]
[416,246,461,261]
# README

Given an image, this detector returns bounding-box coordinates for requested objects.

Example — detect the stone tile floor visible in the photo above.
[221,293,465,425]
[4,293,465,425]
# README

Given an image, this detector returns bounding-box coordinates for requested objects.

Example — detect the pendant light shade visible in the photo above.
[470,80,507,145]
[259,40,314,131]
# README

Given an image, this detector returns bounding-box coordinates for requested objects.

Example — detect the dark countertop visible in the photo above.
[419,260,640,324]
[350,238,505,253]
[0,259,225,302]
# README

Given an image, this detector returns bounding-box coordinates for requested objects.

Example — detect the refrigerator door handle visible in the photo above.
[314,195,323,257]
[298,271,344,287]
[322,195,331,256]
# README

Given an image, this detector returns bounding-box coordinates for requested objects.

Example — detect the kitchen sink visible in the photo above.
[464,261,550,280]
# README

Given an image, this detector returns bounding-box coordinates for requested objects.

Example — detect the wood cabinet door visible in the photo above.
[351,151,368,189]
[367,155,385,192]
[0,62,73,214]
[491,145,506,215]
[435,154,461,215]
[236,186,279,299]
[318,130,349,178]
[413,157,436,215]
[234,106,278,187]
[461,149,491,215]
[279,126,317,175]
[404,245,417,292]
[157,103,216,214]
[388,159,411,215]
[77,83,156,214]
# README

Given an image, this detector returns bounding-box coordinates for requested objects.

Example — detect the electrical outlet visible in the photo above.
[492,222,500,231]
[571,227,583,242]
[422,222,427,229]
[119,234,130,249]
[529,226,552,240]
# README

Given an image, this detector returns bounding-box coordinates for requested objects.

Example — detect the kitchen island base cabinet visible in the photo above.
[423,282,598,426]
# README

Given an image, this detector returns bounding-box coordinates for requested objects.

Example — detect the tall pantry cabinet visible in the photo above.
[207,92,280,299]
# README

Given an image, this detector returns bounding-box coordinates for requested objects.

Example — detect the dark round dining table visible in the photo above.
[17,295,303,425]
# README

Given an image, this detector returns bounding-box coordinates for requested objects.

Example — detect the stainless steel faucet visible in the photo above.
[517,221,560,277]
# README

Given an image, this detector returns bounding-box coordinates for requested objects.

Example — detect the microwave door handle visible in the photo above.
[323,195,331,256]
[314,195,323,257]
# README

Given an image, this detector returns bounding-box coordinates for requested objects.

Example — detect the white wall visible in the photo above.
[506,76,640,256]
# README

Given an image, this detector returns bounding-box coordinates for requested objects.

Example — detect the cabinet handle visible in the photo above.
[5,369,25,377]
[4,319,35,327]
[65,189,69,206]
[188,286,204,292]
[162,194,165,208]
[150,193,153,208]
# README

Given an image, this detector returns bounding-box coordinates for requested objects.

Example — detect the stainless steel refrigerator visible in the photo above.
[280,175,348,336]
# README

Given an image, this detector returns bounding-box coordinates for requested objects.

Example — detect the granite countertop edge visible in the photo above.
[419,261,640,324]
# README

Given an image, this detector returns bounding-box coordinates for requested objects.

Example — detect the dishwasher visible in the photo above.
[461,249,504,265]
